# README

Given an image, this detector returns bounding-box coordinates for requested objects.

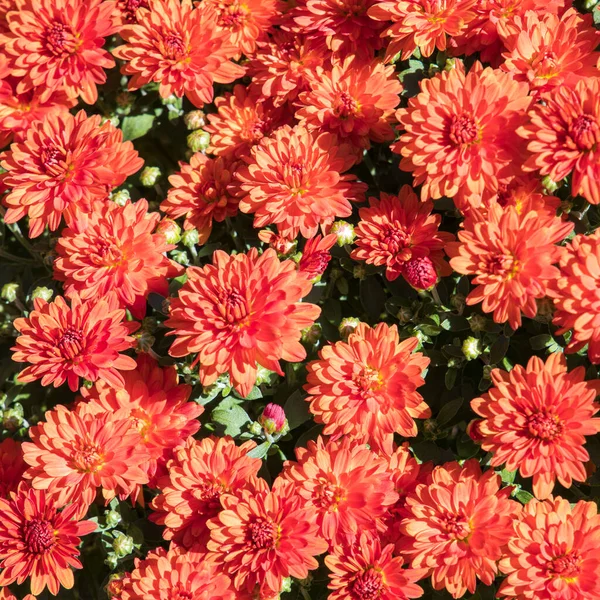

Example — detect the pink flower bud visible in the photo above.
[259,403,287,435]
[402,256,438,290]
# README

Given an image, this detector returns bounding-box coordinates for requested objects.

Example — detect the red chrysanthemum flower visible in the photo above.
[0,588,35,600]
[498,497,600,600]
[500,8,599,94]
[23,404,150,509]
[205,85,287,159]
[248,31,326,107]
[207,479,327,597]
[305,323,430,453]
[369,0,477,61]
[196,0,283,59]
[296,56,402,152]
[0,484,96,595]
[258,229,298,256]
[150,436,262,549]
[277,436,398,546]
[0,110,143,238]
[11,293,139,392]
[150,436,262,548]
[234,125,367,239]
[298,233,337,281]
[470,353,600,500]
[399,460,519,598]
[549,230,600,364]
[166,248,320,397]
[0,0,117,104]
[518,78,600,205]
[352,186,454,284]
[0,438,26,498]
[446,202,573,329]
[120,547,236,600]
[115,0,150,25]
[161,153,239,244]
[395,62,531,208]
[113,0,245,108]
[326,532,425,600]
[53,199,182,319]
[78,353,202,487]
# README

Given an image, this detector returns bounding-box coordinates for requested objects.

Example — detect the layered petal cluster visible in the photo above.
[166,248,320,397]
[11,293,138,392]
[305,322,430,453]
[115,0,150,24]
[0,438,26,498]
[298,233,337,281]
[0,110,143,237]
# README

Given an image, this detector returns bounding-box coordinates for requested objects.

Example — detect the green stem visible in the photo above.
[0,248,37,265]
[225,217,245,253]
[0,207,39,260]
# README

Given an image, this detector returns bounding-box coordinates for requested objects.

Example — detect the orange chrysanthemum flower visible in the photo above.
[518,78,600,205]
[120,547,236,600]
[296,57,403,152]
[446,202,573,329]
[0,0,116,104]
[197,0,283,59]
[549,230,600,364]
[78,353,201,486]
[395,63,531,208]
[53,199,181,319]
[471,353,600,500]
[161,153,238,244]
[151,436,261,549]
[500,8,599,94]
[113,0,245,108]
[326,532,425,600]
[248,31,326,107]
[0,438,26,498]
[0,588,34,600]
[115,0,150,24]
[352,186,454,284]
[298,233,337,281]
[23,404,150,509]
[399,460,519,598]
[207,479,327,597]
[369,0,477,62]
[305,323,430,453]
[205,85,287,159]
[499,497,600,600]
[166,248,320,397]
[278,436,398,546]
[0,110,143,238]
[11,293,139,392]
[234,125,367,239]
[0,484,96,595]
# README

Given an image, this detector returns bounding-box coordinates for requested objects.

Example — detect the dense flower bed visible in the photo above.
[1,0,600,599]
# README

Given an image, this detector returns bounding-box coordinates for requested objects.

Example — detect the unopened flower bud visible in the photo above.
[542,175,559,194]
[116,91,135,110]
[535,297,554,323]
[112,533,134,558]
[339,317,360,340]
[139,166,161,187]
[302,323,322,344]
[31,286,53,302]
[155,218,181,244]
[110,189,131,206]
[171,250,190,266]
[467,419,484,442]
[396,306,413,324]
[423,418,442,441]
[258,403,288,435]
[184,110,206,130]
[469,314,486,333]
[142,317,158,334]
[330,220,355,246]
[450,293,466,311]
[248,421,263,436]
[106,510,122,529]
[101,115,119,128]
[135,330,155,353]
[462,336,482,360]
[187,129,210,152]
[105,553,119,570]
[2,404,24,431]
[106,573,128,599]
[1,283,19,303]
[181,228,199,248]
[353,264,367,280]
[403,256,438,290]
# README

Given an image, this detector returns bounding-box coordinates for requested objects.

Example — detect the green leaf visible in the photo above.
[456,433,479,459]
[121,114,155,141]
[500,468,516,485]
[248,441,271,459]
[412,441,441,463]
[530,334,553,350]
[489,335,509,364]
[437,397,463,425]
[212,404,251,436]
[445,368,458,390]
[234,385,263,400]
[441,315,470,331]
[284,390,312,430]
[360,278,386,321]
[515,490,535,504]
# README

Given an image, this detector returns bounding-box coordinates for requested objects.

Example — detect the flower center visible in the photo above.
[44,22,79,56]
[381,227,409,255]
[569,114,599,152]
[72,441,105,473]
[354,366,383,393]
[247,517,277,549]
[336,92,359,119]
[285,160,308,195]
[338,0,367,17]
[484,252,520,279]
[246,118,269,143]
[218,290,250,325]
[218,3,250,27]
[162,31,186,59]
[130,409,153,440]
[351,568,385,600]
[442,513,472,540]
[314,479,347,512]
[192,481,225,517]
[170,585,194,600]
[532,49,558,80]
[548,551,581,582]
[119,0,149,22]
[95,240,125,268]
[23,519,55,554]
[40,144,64,171]
[527,412,563,440]
[449,114,481,146]
[56,327,85,360]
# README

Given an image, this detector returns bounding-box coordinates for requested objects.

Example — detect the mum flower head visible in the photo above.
[352,186,454,284]
[326,532,425,600]
[150,436,262,549]
[549,229,600,364]
[305,322,431,454]
[234,124,367,239]
[368,0,478,62]
[0,484,96,595]
[470,352,600,500]
[0,0,116,104]
[113,0,245,108]
[446,202,573,329]
[498,496,600,600]
[395,62,531,209]
[518,78,600,205]
[11,293,139,392]
[53,199,181,319]
[0,110,143,238]
[278,436,398,547]
[297,233,337,281]
[296,56,403,153]
[0,438,26,498]
[399,460,519,598]
[207,479,327,598]
[166,249,320,398]
[115,0,150,24]
[23,404,150,510]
